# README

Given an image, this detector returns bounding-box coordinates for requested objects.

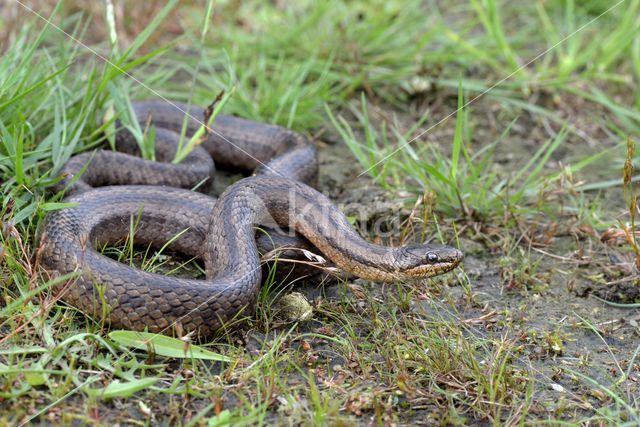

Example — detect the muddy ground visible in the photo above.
[308,95,640,419]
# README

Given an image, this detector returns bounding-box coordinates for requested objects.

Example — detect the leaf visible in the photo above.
[108,331,231,361]
[0,272,80,318]
[451,78,464,181]
[86,377,159,399]
[0,63,71,110]
[208,410,234,427]
[0,347,48,355]
[40,202,79,211]
[172,88,236,164]
[25,372,47,387]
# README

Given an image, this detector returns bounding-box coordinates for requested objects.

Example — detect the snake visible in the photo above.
[40,101,463,336]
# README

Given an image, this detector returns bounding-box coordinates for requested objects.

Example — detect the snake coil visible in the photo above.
[40,101,463,336]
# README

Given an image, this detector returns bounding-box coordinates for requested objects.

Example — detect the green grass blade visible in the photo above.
[108,331,231,361]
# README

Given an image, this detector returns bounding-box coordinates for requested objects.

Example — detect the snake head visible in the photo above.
[398,244,463,279]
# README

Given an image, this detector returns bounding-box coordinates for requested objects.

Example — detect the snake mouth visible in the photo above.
[402,259,461,278]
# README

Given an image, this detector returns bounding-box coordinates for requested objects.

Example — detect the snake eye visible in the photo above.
[427,252,438,263]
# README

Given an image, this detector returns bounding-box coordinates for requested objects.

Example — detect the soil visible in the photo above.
[295,93,640,421]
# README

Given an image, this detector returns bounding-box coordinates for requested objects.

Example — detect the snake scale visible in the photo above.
[40,101,463,336]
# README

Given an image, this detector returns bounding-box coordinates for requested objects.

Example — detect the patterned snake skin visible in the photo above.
[39,101,463,336]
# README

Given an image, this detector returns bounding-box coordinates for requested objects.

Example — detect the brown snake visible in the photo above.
[40,101,463,336]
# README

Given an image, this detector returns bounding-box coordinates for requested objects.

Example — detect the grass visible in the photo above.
[1,0,640,424]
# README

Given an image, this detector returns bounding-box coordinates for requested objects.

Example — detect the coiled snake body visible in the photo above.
[40,101,463,336]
